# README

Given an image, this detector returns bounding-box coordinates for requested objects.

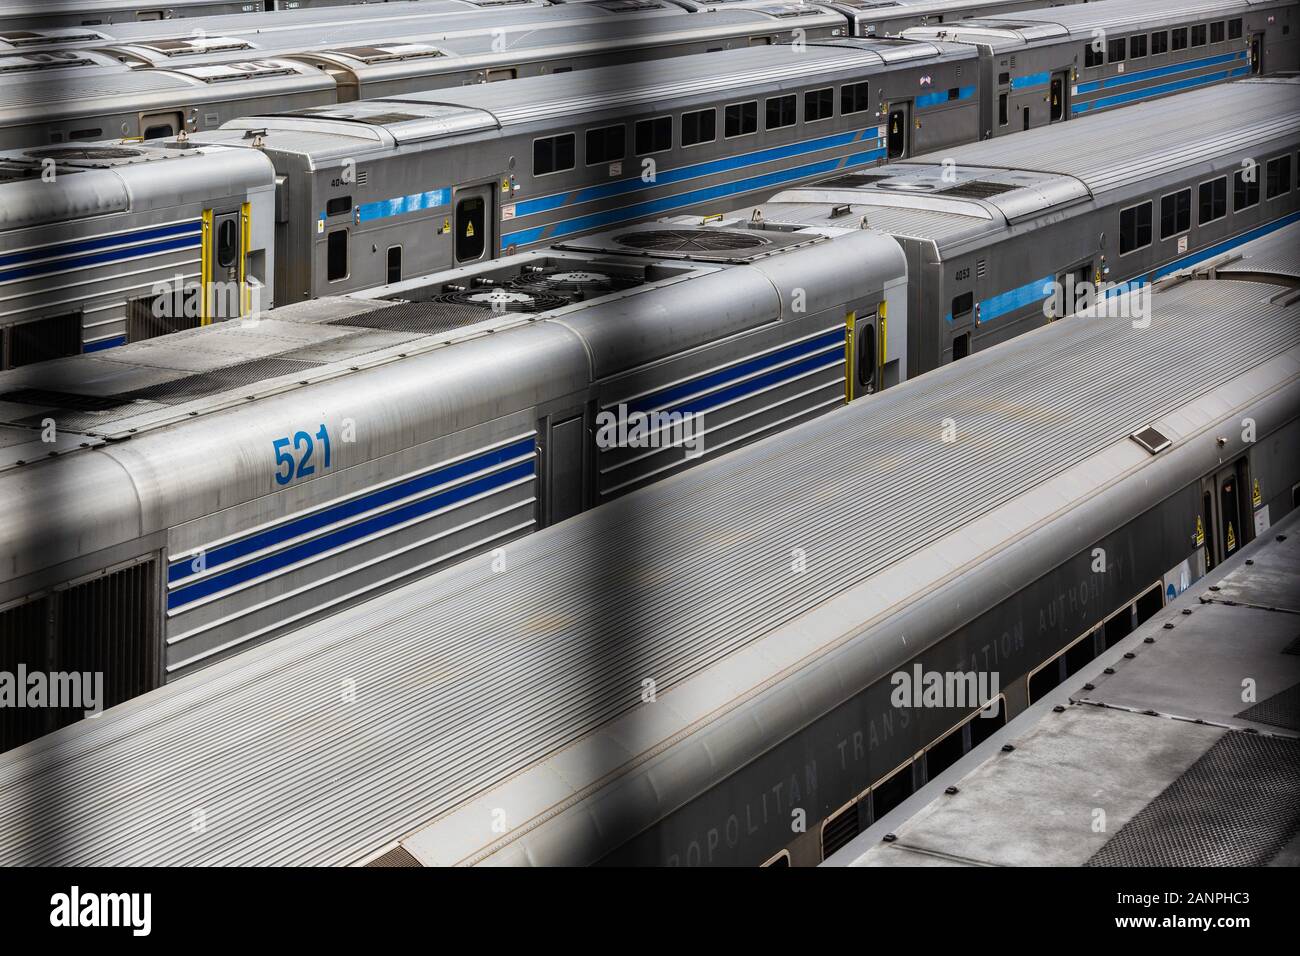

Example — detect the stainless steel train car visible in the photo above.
[0,140,277,361]
[0,259,1294,864]
[0,221,906,750]
[902,0,1298,136]
[698,77,1300,380]
[0,2,848,148]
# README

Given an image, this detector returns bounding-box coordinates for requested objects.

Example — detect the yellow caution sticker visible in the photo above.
[465,221,475,238]
[1226,522,1237,553]
[1252,478,1262,507]
[1194,515,1205,547]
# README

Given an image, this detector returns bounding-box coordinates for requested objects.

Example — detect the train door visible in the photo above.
[1200,458,1250,569]
[845,308,881,399]
[1049,72,1068,123]
[1250,34,1264,74]
[886,106,909,160]
[543,411,586,526]
[203,206,247,324]
[453,184,494,265]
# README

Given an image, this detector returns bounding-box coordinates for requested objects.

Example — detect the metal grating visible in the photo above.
[612,229,767,253]
[1236,682,1300,732]
[329,301,506,337]
[817,173,891,189]
[821,804,861,859]
[938,180,1020,199]
[1085,733,1300,866]
[125,357,321,404]
[365,845,423,867]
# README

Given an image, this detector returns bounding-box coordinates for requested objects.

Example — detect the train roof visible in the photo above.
[902,0,1279,50]
[745,78,1300,245]
[0,273,1295,865]
[838,509,1300,867]
[1181,218,1300,288]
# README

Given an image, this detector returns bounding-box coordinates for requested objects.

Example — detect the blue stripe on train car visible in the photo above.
[0,220,201,269]
[916,85,975,109]
[0,231,202,284]
[622,327,844,416]
[1010,72,1050,91]
[166,438,536,609]
[1074,50,1247,95]
[1074,62,1250,115]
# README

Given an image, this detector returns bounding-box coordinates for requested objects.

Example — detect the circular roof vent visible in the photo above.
[25,146,143,161]
[431,288,568,314]
[612,229,768,253]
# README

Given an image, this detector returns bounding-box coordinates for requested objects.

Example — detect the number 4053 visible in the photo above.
[273,424,333,486]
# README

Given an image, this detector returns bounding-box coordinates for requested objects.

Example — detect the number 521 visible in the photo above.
[273,424,332,486]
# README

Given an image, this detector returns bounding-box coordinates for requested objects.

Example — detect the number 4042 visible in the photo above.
[273,424,332,486]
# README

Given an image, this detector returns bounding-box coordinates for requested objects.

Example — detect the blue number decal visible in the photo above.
[294,430,315,479]
[272,423,333,486]
[273,438,293,486]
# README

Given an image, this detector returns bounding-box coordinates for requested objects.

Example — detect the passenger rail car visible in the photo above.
[701,77,1300,380]
[0,266,1295,863]
[0,140,276,361]
[903,0,1298,135]
[0,223,907,750]
[0,1,847,149]
[0,0,412,31]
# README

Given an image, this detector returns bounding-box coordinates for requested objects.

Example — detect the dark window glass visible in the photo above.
[69,127,102,141]
[804,86,833,121]
[386,246,401,284]
[1084,43,1102,68]
[325,195,351,216]
[216,219,237,269]
[1211,21,1225,43]
[1151,31,1168,55]
[1267,155,1292,198]
[765,93,796,131]
[841,80,870,114]
[724,101,757,138]
[1221,476,1241,558]
[1199,177,1226,224]
[951,291,973,318]
[1108,37,1125,62]
[870,765,913,819]
[1229,18,1242,40]
[634,116,672,154]
[585,124,625,165]
[533,133,575,175]
[925,730,965,779]
[952,332,970,360]
[1172,27,1187,50]
[857,322,875,391]
[1234,167,1261,209]
[455,196,485,262]
[1191,23,1207,46]
[1130,34,1147,58]
[998,91,1008,126]
[681,109,715,147]
[1160,189,1191,238]
[1119,202,1152,254]
[326,229,347,281]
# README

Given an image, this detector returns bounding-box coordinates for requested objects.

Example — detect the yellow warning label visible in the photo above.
[442,217,450,233]
[465,221,475,238]
[1194,515,1205,547]
[501,178,510,192]
[1252,478,1262,507]
[1226,522,1237,553]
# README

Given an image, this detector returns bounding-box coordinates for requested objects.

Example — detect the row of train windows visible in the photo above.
[324,231,405,284]
[532,81,872,176]
[1083,18,1243,67]
[1118,155,1293,256]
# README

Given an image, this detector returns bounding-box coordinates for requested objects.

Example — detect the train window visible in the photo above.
[1103,610,1132,649]
[1107,37,1125,62]
[1029,658,1063,701]
[1130,34,1147,59]
[998,92,1008,126]
[950,291,973,320]
[1159,188,1191,239]
[765,94,796,131]
[1234,167,1261,210]
[1136,585,1163,626]
[952,332,970,361]
[1210,21,1225,44]
[69,127,102,141]
[804,87,833,123]
[724,101,757,139]
[870,764,914,819]
[485,68,517,83]
[925,727,965,780]
[1172,27,1187,51]
[585,124,626,165]
[1229,19,1243,40]
[761,850,791,867]
[681,109,715,147]
[969,699,1006,747]
[1221,476,1241,558]
[1150,31,1168,55]
[1266,156,1292,199]
[1063,632,1097,679]
[1118,201,1152,255]
[386,246,401,285]
[1084,43,1102,68]
[1199,176,1227,224]
[216,219,238,270]
[634,116,672,155]
[1191,24,1207,47]
[326,229,348,282]
[840,81,870,115]
[857,322,875,391]
[455,196,486,262]
[325,195,352,217]
[998,71,1010,86]
[533,133,576,176]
